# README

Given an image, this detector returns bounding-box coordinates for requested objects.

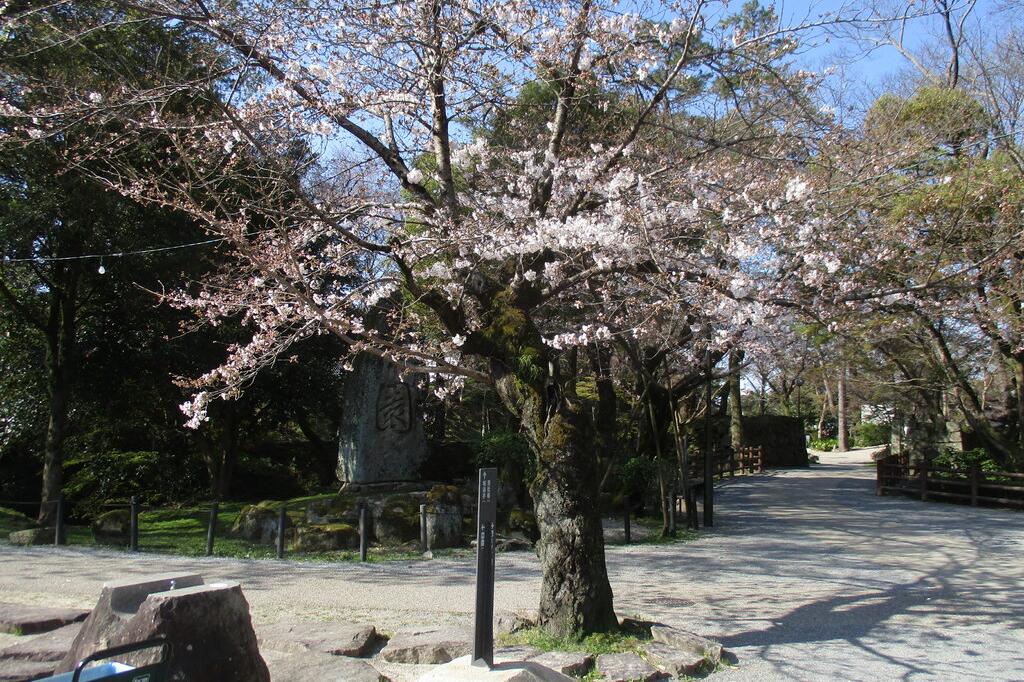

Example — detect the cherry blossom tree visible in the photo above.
[1,0,832,634]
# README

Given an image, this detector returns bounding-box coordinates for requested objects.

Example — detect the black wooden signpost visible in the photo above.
[472,467,497,668]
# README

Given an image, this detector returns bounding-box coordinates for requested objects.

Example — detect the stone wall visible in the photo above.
[740,416,808,468]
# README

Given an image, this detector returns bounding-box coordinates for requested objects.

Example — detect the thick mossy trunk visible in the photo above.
[530,405,618,638]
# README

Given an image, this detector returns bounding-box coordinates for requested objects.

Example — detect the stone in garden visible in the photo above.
[426,484,463,549]
[495,535,534,553]
[415,654,574,682]
[595,652,666,682]
[291,524,359,552]
[306,496,358,524]
[57,577,268,682]
[231,503,294,544]
[494,610,537,637]
[60,572,201,658]
[337,353,428,484]
[649,624,722,666]
[529,651,593,677]
[257,622,382,657]
[7,528,57,546]
[642,641,710,677]
[372,494,421,545]
[505,508,539,542]
[0,622,81,662]
[265,651,389,682]
[0,603,89,635]
[493,645,542,663]
[91,509,130,545]
[379,627,471,664]
[0,658,55,681]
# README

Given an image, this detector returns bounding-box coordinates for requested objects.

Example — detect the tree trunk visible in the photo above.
[728,350,744,451]
[38,291,76,527]
[492,353,617,638]
[530,405,618,637]
[837,365,849,452]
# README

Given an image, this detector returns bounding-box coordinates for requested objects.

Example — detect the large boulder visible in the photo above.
[91,509,130,546]
[56,575,269,682]
[230,504,294,545]
[290,524,359,552]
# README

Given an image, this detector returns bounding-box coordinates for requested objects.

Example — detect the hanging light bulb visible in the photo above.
[97,259,106,275]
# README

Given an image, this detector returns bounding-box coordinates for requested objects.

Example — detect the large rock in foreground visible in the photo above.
[56,574,268,682]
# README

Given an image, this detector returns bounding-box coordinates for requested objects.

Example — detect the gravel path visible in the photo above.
[2,449,1023,680]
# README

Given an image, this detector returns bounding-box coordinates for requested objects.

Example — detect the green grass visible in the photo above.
[499,626,648,657]
[2,500,474,563]
[0,506,34,536]
[630,515,699,546]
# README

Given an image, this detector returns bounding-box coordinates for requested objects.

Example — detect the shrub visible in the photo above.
[932,447,1000,475]
[65,449,204,518]
[853,422,890,447]
[808,437,837,451]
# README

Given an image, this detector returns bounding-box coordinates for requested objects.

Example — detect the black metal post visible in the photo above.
[129,496,139,551]
[623,502,631,544]
[704,349,714,527]
[276,505,287,559]
[54,494,65,546]
[472,468,497,668]
[359,503,368,562]
[668,486,676,536]
[205,500,219,556]
[419,504,428,554]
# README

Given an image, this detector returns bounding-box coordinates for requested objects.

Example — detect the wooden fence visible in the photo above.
[687,446,764,484]
[876,451,1024,509]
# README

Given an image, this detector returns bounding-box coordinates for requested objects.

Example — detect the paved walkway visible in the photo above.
[2,449,1023,680]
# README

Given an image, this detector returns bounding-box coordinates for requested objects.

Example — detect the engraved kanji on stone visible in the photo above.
[376,383,412,432]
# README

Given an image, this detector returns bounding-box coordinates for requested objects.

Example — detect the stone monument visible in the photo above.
[337,353,429,484]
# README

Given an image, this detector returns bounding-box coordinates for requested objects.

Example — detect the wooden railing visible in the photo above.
[687,446,764,483]
[876,452,1024,509]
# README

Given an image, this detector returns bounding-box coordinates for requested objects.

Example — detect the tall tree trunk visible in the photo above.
[39,291,76,527]
[837,365,849,452]
[530,403,617,637]
[728,350,744,451]
[492,363,617,637]
[819,379,834,439]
